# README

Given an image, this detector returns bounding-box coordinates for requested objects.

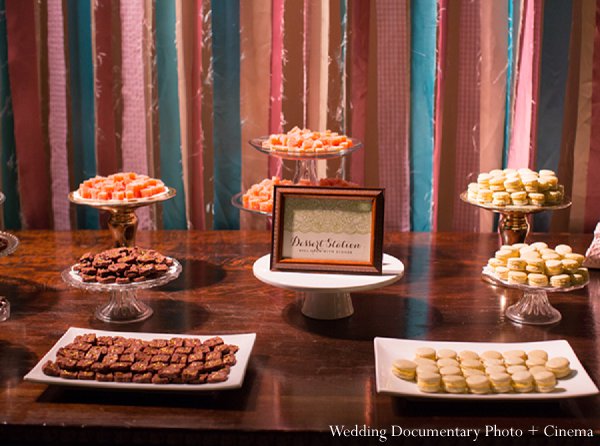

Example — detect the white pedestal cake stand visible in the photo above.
[253,254,404,320]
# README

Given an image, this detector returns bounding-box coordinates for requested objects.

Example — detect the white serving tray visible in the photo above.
[25,327,256,391]
[374,337,599,400]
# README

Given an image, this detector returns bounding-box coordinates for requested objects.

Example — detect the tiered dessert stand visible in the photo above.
[66,187,180,323]
[68,188,177,247]
[231,137,363,217]
[462,191,584,326]
[459,192,571,246]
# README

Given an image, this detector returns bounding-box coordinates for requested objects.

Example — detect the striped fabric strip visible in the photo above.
[507,0,543,169]
[239,0,271,230]
[201,0,214,229]
[65,0,98,229]
[5,0,53,228]
[189,0,205,230]
[503,0,518,167]
[552,0,582,232]
[268,0,284,178]
[93,0,121,176]
[479,0,508,233]
[176,0,192,229]
[156,0,187,230]
[48,0,71,230]
[534,0,572,232]
[211,0,241,229]
[376,0,410,231]
[282,0,307,179]
[584,1,600,232]
[431,0,447,232]
[307,1,328,132]
[120,0,150,229]
[570,0,594,232]
[410,0,436,231]
[435,0,460,231]
[452,0,481,232]
[0,0,20,229]
[348,0,369,186]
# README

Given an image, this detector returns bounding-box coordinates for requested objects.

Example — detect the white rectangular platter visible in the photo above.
[374,337,599,400]
[24,327,256,391]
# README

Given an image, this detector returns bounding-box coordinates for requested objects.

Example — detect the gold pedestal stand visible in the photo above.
[68,188,176,247]
[460,192,571,247]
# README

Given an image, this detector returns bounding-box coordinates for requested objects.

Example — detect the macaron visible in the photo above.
[545,260,563,276]
[437,358,459,368]
[504,356,526,367]
[550,274,571,288]
[576,267,589,281]
[506,365,528,375]
[507,258,527,271]
[495,266,509,280]
[508,271,527,285]
[539,169,556,177]
[392,359,418,380]
[525,357,546,369]
[415,347,436,360]
[413,357,437,368]
[511,371,534,393]
[528,366,548,376]
[528,193,545,206]
[442,375,467,394]
[542,252,561,261]
[525,259,545,274]
[416,364,440,377]
[545,357,571,378]
[437,349,457,360]
[530,242,548,251]
[462,368,486,378]
[527,273,548,287]
[555,244,572,256]
[482,358,504,367]
[561,259,579,273]
[439,366,461,377]
[563,253,585,266]
[503,350,527,360]
[466,375,491,394]
[527,350,549,361]
[533,370,557,393]
[477,173,492,186]
[488,258,506,269]
[489,372,512,393]
[417,371,442,393]
[485,365,507,376]
[570,273,586,286]
[458,350,480,361]
[477,189,493,203]
[460,358,484,371]
[480,350,503,361]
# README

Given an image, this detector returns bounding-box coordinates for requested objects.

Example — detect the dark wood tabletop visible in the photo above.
[0,230,598,445]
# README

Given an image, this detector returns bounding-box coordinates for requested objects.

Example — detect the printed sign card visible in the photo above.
[271,186,384,274]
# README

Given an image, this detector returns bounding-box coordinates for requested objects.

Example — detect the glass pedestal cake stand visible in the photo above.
[68,188,177,247]
[253,254,404,320]
[482,267,588,325]
[62,259,182,324]
[460,192,571,246]
[249,137,363,184]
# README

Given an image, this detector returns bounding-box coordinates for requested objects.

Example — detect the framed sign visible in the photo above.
[271,186,384,274]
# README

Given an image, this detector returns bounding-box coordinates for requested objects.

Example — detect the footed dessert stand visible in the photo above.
[460,192,571,246]
[68,188,177,247]
[62,259,182,324]
[231,137,364,218]
[482,267,588,325]
[253,254,404,320]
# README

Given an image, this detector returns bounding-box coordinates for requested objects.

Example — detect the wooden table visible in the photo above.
[0,231,598,445]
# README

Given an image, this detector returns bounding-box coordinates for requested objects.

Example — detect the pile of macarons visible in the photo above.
[486,242,588,288]
[466,168,563,207]
[392,346,571,394]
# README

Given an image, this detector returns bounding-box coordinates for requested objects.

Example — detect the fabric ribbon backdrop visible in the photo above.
[0,0,598,232]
